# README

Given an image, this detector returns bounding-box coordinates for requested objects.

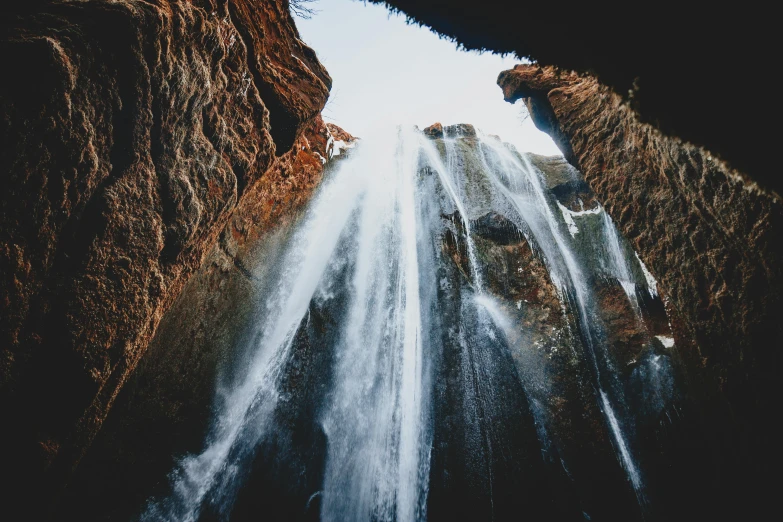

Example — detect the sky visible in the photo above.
[295,0,561,155]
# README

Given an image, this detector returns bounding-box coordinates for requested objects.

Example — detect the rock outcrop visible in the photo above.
[0,0,331,515]
[421,128,678,520]
[499,64,783,519]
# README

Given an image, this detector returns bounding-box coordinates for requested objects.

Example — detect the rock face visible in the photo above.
[423,122,444,139]
[58,119,355,522]
[428,131,696,521]
[499,64,783,519]
[373,0,777,194]
[61,125,686,521]
[0,0,331,515]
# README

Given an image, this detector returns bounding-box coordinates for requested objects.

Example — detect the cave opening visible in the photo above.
[3,1,778,522]
[295,0,560,156]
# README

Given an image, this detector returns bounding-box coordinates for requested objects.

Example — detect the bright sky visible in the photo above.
[295,0,561,155]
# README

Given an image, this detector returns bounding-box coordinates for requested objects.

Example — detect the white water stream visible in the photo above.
[143,126,665,521]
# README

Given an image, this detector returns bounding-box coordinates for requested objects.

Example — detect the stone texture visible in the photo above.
[58,119,354,522]
[499,63,783,519]
[0,0,330,515]
[443,123,476,138]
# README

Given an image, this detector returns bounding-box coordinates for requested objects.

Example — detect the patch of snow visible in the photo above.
[326,133,356,159]
[331,139,354,157]
[656,335,675,348]
[570,205,603,217]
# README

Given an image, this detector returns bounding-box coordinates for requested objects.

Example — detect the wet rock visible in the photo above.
[528,154,579,189]
[528,154,597,210]
[444,123,476,138]
[473,212,523,245]
[432,132,667,519]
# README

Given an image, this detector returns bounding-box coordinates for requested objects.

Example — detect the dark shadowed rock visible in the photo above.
[499,63,783,520]
[473,212,522,245]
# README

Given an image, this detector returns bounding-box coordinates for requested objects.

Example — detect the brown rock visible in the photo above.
[423,122,444,138]
[57,115,349,521]
[0,0,330,515]
[326,122,356,144]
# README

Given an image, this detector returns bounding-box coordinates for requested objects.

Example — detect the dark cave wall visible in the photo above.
[0,0,330,515]
[373,0,777,195]
[499,64,783,519]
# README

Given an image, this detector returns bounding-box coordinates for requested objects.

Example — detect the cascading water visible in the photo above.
[319,128,430,522]
[474,134,648,508]
[142,124,679,522]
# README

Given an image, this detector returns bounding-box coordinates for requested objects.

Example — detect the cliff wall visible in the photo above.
[0,0,330,515]
[59,119,354,522]
[499,64,783,519]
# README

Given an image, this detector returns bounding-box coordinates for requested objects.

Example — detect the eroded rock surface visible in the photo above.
[0,0,330,515]
[59,119,355,522]
[499,64,783,519]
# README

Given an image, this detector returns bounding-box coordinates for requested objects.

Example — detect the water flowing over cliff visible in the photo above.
[498,64,783,520]
[3,3,777,521]
[127,124,692,522]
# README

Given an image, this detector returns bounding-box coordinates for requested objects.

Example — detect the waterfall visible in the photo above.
[600,209,642,315]
[143,125,676,521]
[473,135,648,507]
[319,127,431,522]
[142,132,371,522]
